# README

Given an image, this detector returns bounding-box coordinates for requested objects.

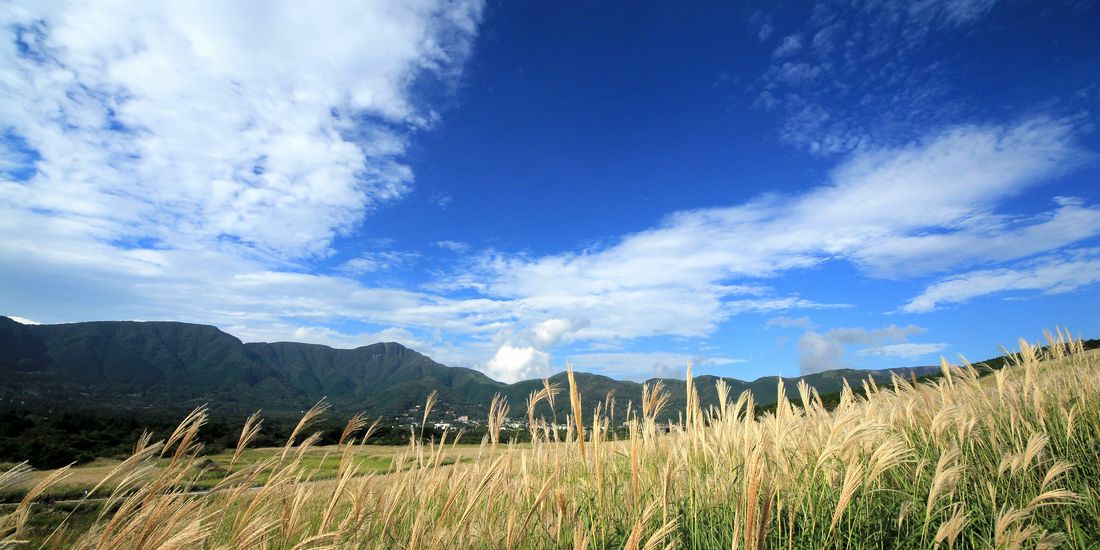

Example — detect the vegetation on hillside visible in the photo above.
[0,316,503,418]
[1,316,958,423]
[2,328,1097,548]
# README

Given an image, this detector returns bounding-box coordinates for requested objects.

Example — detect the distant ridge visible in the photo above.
[0,316,947,419]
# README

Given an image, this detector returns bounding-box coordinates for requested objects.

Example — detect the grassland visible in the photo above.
[0,444,476,504]
[1,328,1098,548]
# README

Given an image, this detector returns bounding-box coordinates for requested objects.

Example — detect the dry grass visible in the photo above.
[2,327,1099,548]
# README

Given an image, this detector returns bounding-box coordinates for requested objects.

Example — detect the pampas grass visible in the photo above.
[3,327,1099,548]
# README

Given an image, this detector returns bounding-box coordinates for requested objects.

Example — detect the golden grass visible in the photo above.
[2,327,1098,548]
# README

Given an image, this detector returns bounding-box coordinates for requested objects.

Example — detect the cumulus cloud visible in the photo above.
[0,0,483,259]
[484,344,551,383]
[798,324,945,374]
[797,332,846,375]
[531,318,589,348]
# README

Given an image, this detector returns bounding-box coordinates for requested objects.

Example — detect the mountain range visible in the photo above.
[0,316,945,421]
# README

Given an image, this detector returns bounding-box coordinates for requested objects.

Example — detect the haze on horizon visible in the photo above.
[2,0,1099,383]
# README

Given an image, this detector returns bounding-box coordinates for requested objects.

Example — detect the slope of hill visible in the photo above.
[0,316,954,419]
[0,316,504,416]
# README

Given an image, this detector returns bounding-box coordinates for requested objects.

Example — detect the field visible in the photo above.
[1,445,476,504]
[2,329,1098,548]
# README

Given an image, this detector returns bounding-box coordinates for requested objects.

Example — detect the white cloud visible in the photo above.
[0,0,483,259]
[798,324,941,374]
[903,249,1100,313]
[434,240,471,253]
[6,315,39,325]
[766,316,813,329]
[463,118,1092,346]
[727,297,845,315]
[751,0,1004,154]
[857,342,948,360]
[749,11,774,41]
[484,344,550,383]
[810,23,842,56]
[775,62,821,85]
[798,332,845,375]
[853,197,1100,278]
[934,0,1000,27]
[339,251,419,275]
[772,34,803,58]
[285,324,431,351]
[429,191,453,209]
[568,351,745,382]
[531,318,588,348]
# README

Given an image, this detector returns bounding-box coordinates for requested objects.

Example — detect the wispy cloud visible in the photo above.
[434,240,472,253]
[856,342,948,360]
[429,117,1093,369]
[464,117,1091,330]
[853,197,1100,278]
[567,351,745,382]
[339,251,420,275]
[750,0,1003,154]
[286,325,430,351]
[766,316,814,329]
[903,248,1100,313]
[772,34,803,58]
[748,11,775,42]
[429,191,454,209]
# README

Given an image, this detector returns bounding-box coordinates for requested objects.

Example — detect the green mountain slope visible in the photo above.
[0,316,954,420]
[0,316,503,416]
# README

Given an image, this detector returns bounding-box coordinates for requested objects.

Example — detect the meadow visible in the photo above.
[1,328,1097,548]
[0,445,446,504]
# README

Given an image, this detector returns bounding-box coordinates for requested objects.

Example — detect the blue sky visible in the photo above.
[2,0,1099,383]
